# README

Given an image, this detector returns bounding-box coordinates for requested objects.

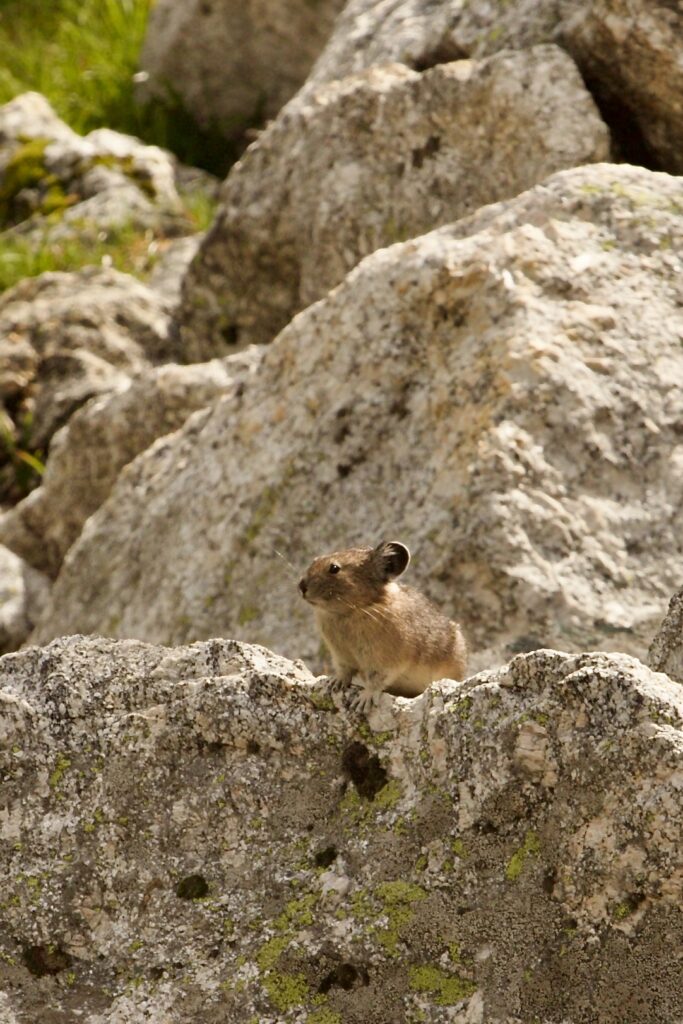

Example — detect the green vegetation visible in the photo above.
[505,830,540,882]
[0,0,231,174]
[409,964,476,1005]
[0,222,159,293]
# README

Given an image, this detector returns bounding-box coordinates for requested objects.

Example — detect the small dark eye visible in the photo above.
[329,563,341,574]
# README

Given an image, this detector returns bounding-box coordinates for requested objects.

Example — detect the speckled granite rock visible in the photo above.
[179,44,609,351]
[0,637,682,1022]
[0,92,185,235]
[0,353,257,578]
[30,164,683,671]
[0,545,50,653]
[0,268,177,472]
[137,0,346,146]
[306,0,683,172]
[649,587,683,685]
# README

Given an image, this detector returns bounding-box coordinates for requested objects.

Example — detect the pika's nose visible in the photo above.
[299,578,308,596]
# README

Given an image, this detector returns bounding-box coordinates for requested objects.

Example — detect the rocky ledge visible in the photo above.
[0,635,681,1022]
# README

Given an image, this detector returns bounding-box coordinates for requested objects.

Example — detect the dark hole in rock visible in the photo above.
[542,867,558,895]
[411,40,468,73]
[23,944,71,977]
[341,741,388,800]
[337,463,351,478]
[314,845,338,868]
[476,819,498,835]
[149,966,166,980]
[411,135,441,169]
[306,822,315,832]
[246,739,260,755]
[208,947,221,959]
[176,874,209,899]
[221,323,240,346]
[318,961,369,993]
[580,73,663,171]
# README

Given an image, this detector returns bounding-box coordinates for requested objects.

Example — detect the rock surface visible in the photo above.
[31,164,683,671]
[0,544,50,653]
[179,44,609,350]
[138,0,346,147]
[0,92,184,236]
[0,354,255,576]
[306,0,683,173]
[649,587,683,685]
[0,636,682,1022]
[0,268,178,473]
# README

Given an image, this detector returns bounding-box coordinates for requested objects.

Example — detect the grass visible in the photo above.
[0,0,232,175]
[0,223,159,293]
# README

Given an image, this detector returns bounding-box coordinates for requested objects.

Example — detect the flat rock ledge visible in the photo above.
[1,636,682,1023]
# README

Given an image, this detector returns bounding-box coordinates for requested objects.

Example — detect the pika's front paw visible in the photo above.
[327,675,351,696]
[347,688,378,716]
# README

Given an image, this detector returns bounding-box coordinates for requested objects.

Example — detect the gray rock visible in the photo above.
[0,544,50,653]
[30,164,683,672]
[0,636,682,1021]
[0,352,259,578]
[0,268,177,458]
[179,44,609,351]
[137,0,346,145]
[306,0,683,173]
[649,587,683,684]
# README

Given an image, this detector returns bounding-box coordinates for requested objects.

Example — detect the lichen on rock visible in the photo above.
[0,637,681,1021]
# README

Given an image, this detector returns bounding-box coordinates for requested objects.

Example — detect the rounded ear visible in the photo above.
[374,541,410,580]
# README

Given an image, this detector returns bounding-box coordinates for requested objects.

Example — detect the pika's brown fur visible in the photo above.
[299,541,467,711]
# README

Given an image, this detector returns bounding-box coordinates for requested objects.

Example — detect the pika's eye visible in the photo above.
[328,563,341,574]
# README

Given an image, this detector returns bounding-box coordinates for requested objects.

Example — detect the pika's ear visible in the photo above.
[374,541,410,580]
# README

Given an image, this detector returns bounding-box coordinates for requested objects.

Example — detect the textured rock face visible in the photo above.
[649,587,683,685]
[0,545,50,653]
[0,268,177,462]
[306,0,683,173]
[0,92,183,235]
[179,44,609,351]
[0,636,682,1022]
[31,165,683,671]
[561,0,683,172]
[138,0,346,144]
[0,354,253,576]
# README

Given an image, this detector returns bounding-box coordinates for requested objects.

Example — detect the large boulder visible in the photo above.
[30,164,683,671]
[306,0,683,173]
[179,44,609,351]
[0,636,682,1021]
[0,354,256,577]
[0,268,178,491]
[137,0,346,147]
[649,587,683,685]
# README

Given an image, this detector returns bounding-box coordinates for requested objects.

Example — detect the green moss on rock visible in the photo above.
[409,964,476,1005]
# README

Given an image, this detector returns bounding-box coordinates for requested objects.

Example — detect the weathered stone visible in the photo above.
[179,44,609,351]
[0,268,177,459]
[649,587,683,685]
[560,0,683,173]
[0,636,682,1021]
[306,0,683,173]
[137,0,346,146]
[0,351,259,578]
[31,165,683,671]
[0,544,50,654]
[0,92,183,234]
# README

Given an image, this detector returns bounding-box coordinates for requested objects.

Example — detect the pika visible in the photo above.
[299,541,467,712]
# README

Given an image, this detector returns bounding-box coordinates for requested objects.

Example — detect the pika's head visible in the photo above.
[299,541,410,613]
